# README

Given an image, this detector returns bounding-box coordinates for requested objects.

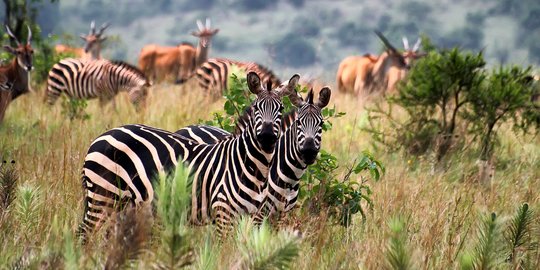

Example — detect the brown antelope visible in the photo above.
[54,21,109,60]
[0,25,33,123]
[138,18,219,83]
[336,31,425,100]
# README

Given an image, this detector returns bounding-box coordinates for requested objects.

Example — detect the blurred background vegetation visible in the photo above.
[1,0,539,81]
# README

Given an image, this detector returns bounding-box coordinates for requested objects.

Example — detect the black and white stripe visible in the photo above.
[258,87,331,222]
[176,81,332,224]
[46,58,150,107]
[195,58,281,97]
[79,72,293,241]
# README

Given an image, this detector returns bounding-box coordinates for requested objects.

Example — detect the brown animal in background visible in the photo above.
[336,54,378,95]
[138,19,219,84]
[0,25,33,123]
[336,31,425,100]
[54,21,110,60]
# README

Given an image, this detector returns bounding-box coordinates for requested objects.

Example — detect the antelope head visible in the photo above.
[3,25,33,72]
[80,21,109,55]
[402,36,427,66]
[191,18,219,48]
[374,31,408,70]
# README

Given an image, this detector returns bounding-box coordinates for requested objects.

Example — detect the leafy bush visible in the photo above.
[365,46,486,163]
[60,97,90,121]
[302,150,384,226]
[464,66,535,161]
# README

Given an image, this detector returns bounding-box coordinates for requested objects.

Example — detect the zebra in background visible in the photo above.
[176,83,332,225]
[46,58,151,109]
[195,58,281,98]
[78,72,300,241]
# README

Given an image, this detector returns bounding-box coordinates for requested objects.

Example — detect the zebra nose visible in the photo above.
[300,138,318,165]
[257,123,277,152]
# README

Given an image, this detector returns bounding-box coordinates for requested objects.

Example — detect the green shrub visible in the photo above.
[60,96,90,121]
[364,45,486,164]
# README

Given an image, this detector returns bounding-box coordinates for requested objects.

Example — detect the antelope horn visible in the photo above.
[402,37,409,50]
[90,20,96,35]
[196,20,204,31]
[98,22,110,36]
[412,38,422,52]
[206,18,211,29]
[26,25,32,44]
[374,30,398,53]
[5,25,20,46]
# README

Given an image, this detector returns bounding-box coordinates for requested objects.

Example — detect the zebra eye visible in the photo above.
[279,105,284,112]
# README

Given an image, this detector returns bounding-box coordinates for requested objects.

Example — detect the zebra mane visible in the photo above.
[109,60,149,80]
[233,106,252,136]
[281,110,297,130]
[255,63,281,86]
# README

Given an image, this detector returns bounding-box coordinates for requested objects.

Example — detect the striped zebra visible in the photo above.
[177,85,332,224]
[195,58,281,98]
[46,58,151,108]
[79,72,299,241]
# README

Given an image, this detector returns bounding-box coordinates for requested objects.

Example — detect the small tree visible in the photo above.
[367,47,486,163]
[464,66,535,185]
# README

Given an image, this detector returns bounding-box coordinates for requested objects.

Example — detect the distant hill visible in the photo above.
[23,0,540,80]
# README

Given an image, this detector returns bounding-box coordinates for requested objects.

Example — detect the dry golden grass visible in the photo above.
[0,78,538,269]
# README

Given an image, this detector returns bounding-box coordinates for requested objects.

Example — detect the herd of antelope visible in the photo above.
[0,18,435,123]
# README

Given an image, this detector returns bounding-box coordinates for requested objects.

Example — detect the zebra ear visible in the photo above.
[316,87,331,108]
[306,89,314,104]
[247,72,262,94]
[287,74,300,90]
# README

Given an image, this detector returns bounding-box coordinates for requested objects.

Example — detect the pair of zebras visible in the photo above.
[79,71,332,242]
[46,57,281,107]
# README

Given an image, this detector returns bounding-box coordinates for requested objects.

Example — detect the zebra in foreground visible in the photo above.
[46,58,151,108]
[195,58,281,98]
[79,72,300,241]
[177,85,332,224]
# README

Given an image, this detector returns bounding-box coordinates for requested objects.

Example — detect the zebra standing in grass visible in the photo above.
[79,72,300,241]
[177,84,332,224]
[195,58,281,98]
[46,58,151,108]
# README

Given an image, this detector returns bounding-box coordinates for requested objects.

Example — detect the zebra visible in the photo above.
[78,72,300,241]
[195,58,281,98]
[177,84,332,225]
[46,58,151,108]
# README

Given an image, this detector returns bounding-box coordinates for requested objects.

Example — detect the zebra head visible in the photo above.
[247,72,299,154]
[293,87,332,165]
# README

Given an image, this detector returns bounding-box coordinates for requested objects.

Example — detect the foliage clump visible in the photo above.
[365,39,538,182]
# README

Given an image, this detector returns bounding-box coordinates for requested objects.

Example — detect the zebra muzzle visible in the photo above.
[257,124,277,153]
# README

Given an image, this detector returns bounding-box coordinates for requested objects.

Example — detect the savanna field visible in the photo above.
[0,75,539,269]
[1,0,540,268]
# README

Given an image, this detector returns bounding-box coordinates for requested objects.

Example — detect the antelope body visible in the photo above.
[0,25,33,123]
[138,19,219,83]
[336,31,425,101]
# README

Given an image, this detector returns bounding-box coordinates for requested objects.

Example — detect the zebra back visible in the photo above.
[195,58,281,97]
[46,58,150,107]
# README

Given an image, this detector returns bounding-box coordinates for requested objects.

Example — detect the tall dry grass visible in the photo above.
[0,78,538,269]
